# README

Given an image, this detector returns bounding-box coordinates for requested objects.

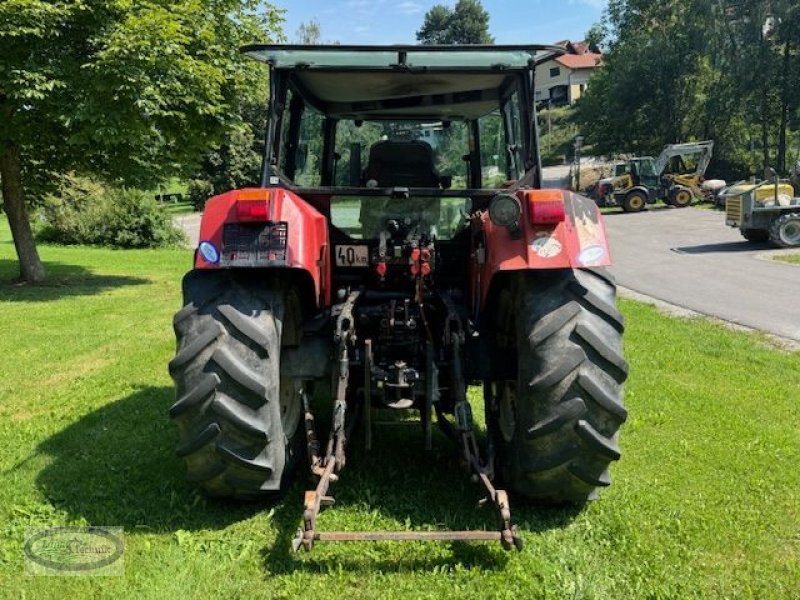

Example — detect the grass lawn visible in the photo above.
[160,200,197,216]
[774,252,800,265]
[0,216,798,599]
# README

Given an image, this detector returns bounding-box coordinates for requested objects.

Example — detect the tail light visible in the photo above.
[235,190,271,222]
[526,190,566,225]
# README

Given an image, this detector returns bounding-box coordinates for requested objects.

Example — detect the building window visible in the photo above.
[550,67,560,78]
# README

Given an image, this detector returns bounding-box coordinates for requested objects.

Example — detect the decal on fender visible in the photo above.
[531,234,563,258]
[577,244,606,264]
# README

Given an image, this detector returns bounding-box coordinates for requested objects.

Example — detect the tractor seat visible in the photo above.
[363,141,441,188]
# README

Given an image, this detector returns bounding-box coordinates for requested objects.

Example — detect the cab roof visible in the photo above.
[241,44,565,71]
[242,44,565,121]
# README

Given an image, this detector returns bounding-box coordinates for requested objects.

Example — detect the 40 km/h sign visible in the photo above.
[335,245,369,267]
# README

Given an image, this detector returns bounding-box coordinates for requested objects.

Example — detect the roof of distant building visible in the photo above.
[554,52,603,69]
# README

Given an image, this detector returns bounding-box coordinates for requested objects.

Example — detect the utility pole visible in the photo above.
[574,135,584,191]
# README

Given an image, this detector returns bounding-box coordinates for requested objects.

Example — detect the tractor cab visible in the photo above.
[171,45,626,554]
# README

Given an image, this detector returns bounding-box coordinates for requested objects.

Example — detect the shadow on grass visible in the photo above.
[35,386,266,533]
[0,259,147,301]
[35,386,579,571]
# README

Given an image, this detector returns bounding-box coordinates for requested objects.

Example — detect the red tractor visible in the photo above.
[168,45,627,552]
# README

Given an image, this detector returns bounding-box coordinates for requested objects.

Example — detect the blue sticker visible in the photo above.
[198,240,220,264]
[577,245,605,264]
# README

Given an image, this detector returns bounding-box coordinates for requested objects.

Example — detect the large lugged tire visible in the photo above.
[768,212,800,247]
[488,268,628,504]
[168,270,303,499]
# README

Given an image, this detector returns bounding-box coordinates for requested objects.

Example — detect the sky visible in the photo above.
[271,0,607,45]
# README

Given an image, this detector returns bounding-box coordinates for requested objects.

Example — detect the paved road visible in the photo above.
[175,213,201,247]
[603,206,800,341]
[541,164,571,189]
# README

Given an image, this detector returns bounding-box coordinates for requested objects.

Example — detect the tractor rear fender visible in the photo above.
[195,188,331,307]
[476,189,612,306]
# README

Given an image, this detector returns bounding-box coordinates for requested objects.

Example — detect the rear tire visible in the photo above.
[622,190,647,212]
[168,270,304,499]
[768,212,800,247]
[488,269,628,504]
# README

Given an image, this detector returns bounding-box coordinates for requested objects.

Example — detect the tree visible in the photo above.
[416,0,494,45]
[575,0,800,179]
[0,0,284,282]
[296,19,322,44]
[585,22,607,51]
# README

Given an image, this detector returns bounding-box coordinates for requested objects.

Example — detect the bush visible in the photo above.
[187,178,215,211]
[36,175,186,248]
[189,124,262,211]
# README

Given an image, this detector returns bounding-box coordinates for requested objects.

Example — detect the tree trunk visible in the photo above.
[761,84,770,170]
[776,40,792,173]
[0,144,45,283]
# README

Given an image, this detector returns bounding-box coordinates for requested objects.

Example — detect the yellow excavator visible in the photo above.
[597,141,721,212]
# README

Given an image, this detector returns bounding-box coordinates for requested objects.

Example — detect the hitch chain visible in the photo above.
[291,291,522,553]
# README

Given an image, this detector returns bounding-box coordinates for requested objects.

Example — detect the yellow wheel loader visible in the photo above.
[597,141,719,212]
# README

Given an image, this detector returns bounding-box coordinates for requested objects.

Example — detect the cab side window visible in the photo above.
[478,111,508,188]
[279,89,323,186]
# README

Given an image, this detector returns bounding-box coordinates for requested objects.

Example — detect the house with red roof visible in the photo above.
[535,40,602,106]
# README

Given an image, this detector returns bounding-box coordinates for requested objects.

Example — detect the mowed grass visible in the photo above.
[0,216,798,599]
[774,252,800,265]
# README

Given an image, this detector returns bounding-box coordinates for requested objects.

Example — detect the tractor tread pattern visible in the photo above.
[211,346,268,398]
[212,394,270,440]
[218,304,272,350]
[168,322,223,374]
[528,302,581,346]
[568,281,625,332]
[496,268,627,504]
[575,419,621,460]
[169,270,298,499]
[169,373,221,418]
[526,397,587,440]
[577,371,628,421]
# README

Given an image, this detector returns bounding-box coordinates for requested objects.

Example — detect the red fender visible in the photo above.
[476,189,612,306]
[195,188,331,307]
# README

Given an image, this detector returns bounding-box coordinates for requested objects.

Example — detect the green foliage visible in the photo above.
[0,0,284,279]
[576,0,800,179]
[585,21,607,50]
[539,106,579,166]
[36,176,185,248]
[416,0,494,45]
[296,19,322,44]
[0,0,283,189]
[187,124,262,210]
